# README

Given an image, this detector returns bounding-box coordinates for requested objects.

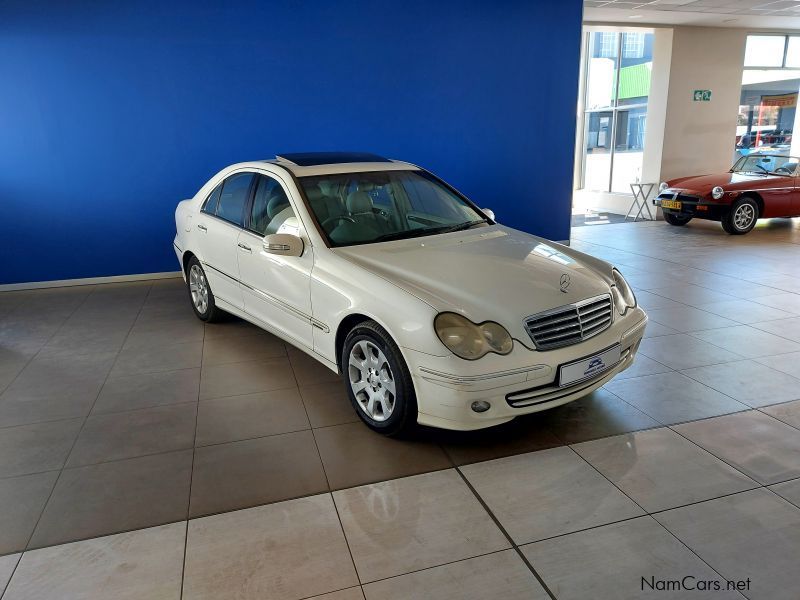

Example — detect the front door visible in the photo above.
[237,173,315,350]
[195,172,256,310]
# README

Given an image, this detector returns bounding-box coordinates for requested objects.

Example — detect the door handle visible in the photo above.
[197,224,207,232]
[237,242,252,253]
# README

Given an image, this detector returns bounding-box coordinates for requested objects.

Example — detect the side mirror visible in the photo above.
[263,233,304,257]
[482,208,496,222]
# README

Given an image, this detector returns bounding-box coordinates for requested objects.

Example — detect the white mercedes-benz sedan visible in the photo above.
[174,152,647,435]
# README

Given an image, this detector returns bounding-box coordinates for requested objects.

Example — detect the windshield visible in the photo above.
[298,170,487,246]
[731,155,799,176]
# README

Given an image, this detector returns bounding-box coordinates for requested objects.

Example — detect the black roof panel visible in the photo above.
[276,152,390,166]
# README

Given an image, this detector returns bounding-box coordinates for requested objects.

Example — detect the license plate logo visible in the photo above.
[559,345,621,387]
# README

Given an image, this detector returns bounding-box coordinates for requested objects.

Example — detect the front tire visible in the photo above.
[722,196,759,235]
[341,320,417,436]
[186,256,223,322]
[663,212,692,226]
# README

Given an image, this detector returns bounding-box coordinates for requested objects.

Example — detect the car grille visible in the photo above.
[524,294,613,350]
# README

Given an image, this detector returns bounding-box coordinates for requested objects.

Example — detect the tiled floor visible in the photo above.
[1,218,800,597]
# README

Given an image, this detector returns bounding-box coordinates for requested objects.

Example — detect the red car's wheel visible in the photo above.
[663,213,692,226]
[722,196,759,235]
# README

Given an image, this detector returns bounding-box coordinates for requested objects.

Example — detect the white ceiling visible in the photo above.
[584,0,800,28]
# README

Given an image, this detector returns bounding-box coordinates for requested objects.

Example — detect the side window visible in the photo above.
[250,175,298,236]
[202,183,222,215]
[216,173,255,227]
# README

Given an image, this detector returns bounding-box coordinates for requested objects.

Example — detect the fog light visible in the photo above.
[471,401,491,413]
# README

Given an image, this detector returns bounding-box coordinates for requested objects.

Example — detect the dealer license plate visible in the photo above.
[661,199,682,210]
[559,345,621,387]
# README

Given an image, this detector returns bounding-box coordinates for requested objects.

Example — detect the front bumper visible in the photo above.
[405,307,647,431]
[654,195,728,220]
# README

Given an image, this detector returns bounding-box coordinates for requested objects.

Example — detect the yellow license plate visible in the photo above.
[661,199,682,210]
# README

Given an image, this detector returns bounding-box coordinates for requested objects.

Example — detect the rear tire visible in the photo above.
[722,196,759,235]
[341,320,417,437]
[663,212,692,226]
[186,256,223,322]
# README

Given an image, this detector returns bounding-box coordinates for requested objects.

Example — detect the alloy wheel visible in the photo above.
[348,340,396,421]
[733,203,755,231]
[189,264,209,314]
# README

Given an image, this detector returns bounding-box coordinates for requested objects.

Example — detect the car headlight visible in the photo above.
[434,312,513,360]
[659,182,669,193]
[711,186,724,200]
[611,269,636,316]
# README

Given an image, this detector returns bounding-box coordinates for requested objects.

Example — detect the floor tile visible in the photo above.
[123,318,205,350]
[307,588,364,600]
[760,399,800,429]
[313,422,451,489]
[199,357,296,400]
[439,416,562,465]
[0,386,99,428]
[613,354,672,380]
[574,427,757,512]
[522,516,742,600]
[755,351,800,378]
[0,419,82,478]
[694,299,794,324]
[189,429,327,517]
[0,471,58,554]
[681,360,800,408]
[334,469,508,583]
[0,553,20,596]
[29,450,192,549]
[196,388,309,446]
[769,478,800,508]
[692,325,800,358]
[539,388,659,444]
[674,411,800,484]
[605,372,748,425]
[752,293,800,315]
[655,489,800,600]
[648,283,736,307]
[92,368,200,414]
[111,342,203,377]
[751,316,800,342]
[638,333,742,370]
[461,446,643,544]
[630,290,685,311]
[184,494,358,600]
[288,348,341,384]
[646,306,738,333]
[67,403,196,467]
[4,522,185,600]
[299,382,359,428]
[362,549,548,600]
[641,320,679,338]
[201,330,286,366]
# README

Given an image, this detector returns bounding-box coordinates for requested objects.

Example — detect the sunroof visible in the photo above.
[276,152,390,166]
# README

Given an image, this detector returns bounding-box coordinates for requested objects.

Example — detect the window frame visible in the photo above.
[207,171,258,229]
[244,173,298,237]
[743,34,799,70]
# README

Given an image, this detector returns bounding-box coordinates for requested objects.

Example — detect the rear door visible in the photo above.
[194,172,256,310]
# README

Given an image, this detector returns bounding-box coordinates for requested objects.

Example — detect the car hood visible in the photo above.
[333,225,613,343]
[667,172,783,194]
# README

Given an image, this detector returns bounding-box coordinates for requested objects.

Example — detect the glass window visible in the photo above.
[298,170,484,247]
[202,184,222,215]
[249,175,298,236]
[786,37,800,68]
[216,173,254,226]
[598,32,617,59]
[622,33,644,59]
[744,35,786,68]
[581,30,653,193]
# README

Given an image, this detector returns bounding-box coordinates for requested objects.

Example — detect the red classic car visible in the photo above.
[654,154,800,234]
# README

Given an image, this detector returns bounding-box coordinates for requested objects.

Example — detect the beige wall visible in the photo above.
[659,26,747,181]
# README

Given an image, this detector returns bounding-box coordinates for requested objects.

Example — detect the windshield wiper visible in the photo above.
[372,220,487,243]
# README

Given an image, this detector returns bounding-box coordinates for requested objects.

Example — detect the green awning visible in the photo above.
[618,63,651,101]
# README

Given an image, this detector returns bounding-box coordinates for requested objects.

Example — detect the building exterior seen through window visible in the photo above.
[737,34,800,161]
[581,31,653,194]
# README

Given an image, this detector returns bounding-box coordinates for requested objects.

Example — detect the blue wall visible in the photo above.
[0,0,582,285]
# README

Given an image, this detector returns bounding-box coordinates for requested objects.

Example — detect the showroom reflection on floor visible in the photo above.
[2,218,800,598]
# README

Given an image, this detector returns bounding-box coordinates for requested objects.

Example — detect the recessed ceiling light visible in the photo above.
[628,14,643,18]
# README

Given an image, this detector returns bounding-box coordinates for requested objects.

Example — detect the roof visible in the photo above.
[258,152,419,177]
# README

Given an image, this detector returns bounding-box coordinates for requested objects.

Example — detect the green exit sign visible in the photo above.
[693,89,712,102]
